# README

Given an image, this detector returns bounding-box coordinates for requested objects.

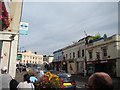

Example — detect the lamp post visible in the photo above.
[84,37,88,76]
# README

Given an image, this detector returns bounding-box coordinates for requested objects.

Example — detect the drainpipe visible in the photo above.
[84,37,87,76]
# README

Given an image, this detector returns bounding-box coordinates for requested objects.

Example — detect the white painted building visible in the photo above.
[86,34,120,77]
[18,51,43,65]
[53,34,120,77]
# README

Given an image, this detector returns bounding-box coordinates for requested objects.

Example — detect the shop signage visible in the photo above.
[100,60,107,63]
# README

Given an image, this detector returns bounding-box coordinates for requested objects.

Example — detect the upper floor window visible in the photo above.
[73,52,75,58]
[24,55,26,59]
[82,49,84,57]
[96,52,100,60]
[58,56,59,60]
[88,51,93,59]
[63,55,65,60]
[66,54,68,59]
[102,47,107,57]
[78,51,80,58]
[70,53,71,59]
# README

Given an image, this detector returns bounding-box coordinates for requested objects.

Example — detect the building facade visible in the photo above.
[43,55,54,70]
[86,34,120,77]
[0,0,22,78]
[53,34,120,77]
[53,49,63,71]
[18,51,43,65]
[43,55,54,64]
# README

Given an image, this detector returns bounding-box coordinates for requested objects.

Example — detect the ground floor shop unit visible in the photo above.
[87,59,117,77]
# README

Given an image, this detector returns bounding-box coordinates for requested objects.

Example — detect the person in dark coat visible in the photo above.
[9,79,19,90]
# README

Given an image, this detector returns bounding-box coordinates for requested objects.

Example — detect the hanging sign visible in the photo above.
[19,22,29,35]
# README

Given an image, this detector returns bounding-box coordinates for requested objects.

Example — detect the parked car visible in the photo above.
[50,70,59,74]
[57,74,76,89]
[59,70,71,78]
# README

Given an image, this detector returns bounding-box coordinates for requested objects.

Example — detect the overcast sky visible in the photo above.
[19,1,118,55]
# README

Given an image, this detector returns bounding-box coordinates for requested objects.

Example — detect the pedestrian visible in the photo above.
[86,72,113,90]
[29,70,38,83]
[9,79,19,90]
[26,67,30,73]
[0,67,12,89]
[17,73,34,90]
[38,68,44,79]
[29,75,38,83]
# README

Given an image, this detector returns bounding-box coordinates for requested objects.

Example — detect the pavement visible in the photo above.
[15,71,27,82]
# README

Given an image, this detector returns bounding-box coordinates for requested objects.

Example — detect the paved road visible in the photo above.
[15,71,120,90]
[71,75,120,90]
[15,71,27,82]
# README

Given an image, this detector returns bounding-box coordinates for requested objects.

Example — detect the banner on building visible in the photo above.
[19,22,29,35]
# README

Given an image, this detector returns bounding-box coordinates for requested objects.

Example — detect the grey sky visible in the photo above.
[19,1,118,55]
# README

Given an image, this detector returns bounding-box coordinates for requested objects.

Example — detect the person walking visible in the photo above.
[86,72,113,90]
[0,67,12,89]
[17,73,34,90]
[9,79,19,90]
[29,71,38,83]
[38,68,44,79]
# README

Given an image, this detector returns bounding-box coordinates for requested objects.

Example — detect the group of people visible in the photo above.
[0,66,114,90]
[0,67,45,90]
[17,67,45,90]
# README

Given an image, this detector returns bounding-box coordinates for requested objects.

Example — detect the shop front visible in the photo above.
[52,61,61,71]
[87,59,116,77]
